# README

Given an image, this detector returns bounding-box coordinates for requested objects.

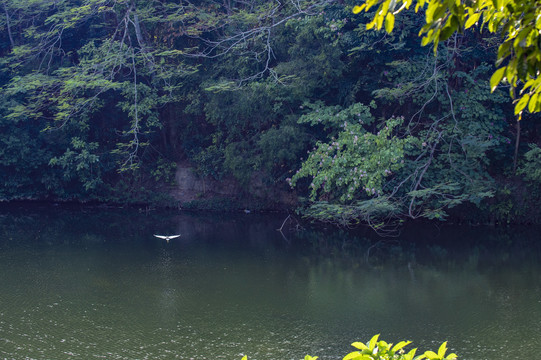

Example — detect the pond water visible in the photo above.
[0,204,540,360]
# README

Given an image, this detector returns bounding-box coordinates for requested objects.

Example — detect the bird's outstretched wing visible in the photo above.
[154,234,181,240]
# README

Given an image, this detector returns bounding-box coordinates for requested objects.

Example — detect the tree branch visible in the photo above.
[3,0,14,48]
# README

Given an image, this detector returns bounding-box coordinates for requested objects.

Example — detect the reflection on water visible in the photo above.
[0,203,540,360]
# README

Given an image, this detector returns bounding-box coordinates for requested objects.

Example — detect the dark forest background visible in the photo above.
[1,0,540,227]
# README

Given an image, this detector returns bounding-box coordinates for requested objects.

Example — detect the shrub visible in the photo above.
[241,334,457,360]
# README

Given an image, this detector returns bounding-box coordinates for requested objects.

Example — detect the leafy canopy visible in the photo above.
[353,0,541,119]
[289,102,413,202]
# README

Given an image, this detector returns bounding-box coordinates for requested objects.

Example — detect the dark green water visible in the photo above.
[0,204,540,360]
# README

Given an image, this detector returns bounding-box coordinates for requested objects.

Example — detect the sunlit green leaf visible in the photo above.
[490,67,506,92]
[529,93,538,113]
[376,13,385,29]
[465,12,480,28]
[515,94,530,115]
[392,340,412,352]
[368,334,380,350]
[385,12,395,33]
[437,342,447,358]
[351,342,370,351]
[343,352,363,360]
[352,5,365,13]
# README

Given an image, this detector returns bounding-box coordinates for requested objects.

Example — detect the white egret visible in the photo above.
[153,234,181,242]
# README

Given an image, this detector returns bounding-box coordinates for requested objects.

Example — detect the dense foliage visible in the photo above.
[0,0,540,226]
[353,0,541,119]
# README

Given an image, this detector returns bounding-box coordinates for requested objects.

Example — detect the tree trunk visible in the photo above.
[129,0,154,76]
[513,119,521,174]
[3,1,15,48]
[130,0,146,50]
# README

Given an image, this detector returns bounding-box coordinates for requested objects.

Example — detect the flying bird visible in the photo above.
[153,234,181,242]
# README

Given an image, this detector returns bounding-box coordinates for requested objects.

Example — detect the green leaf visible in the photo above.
[368,334,380,350]
[506,59,518,87]
[465,12,480,28]
[385,13,395,33]
[515,94,530,115]
[343,352,363,360]
[352,5,365,14]
[421,35,431,46]
[351,342,370,351]
[496,42,511,64]
[437,342,447,358]
[378,340,390,351]
[440,23,456,40]
[376,13,385,30]
[528,93,538,113]
[490,67,506,92]
[381,0,391,15]
[425,2,442,22]
[403,348,418,360]
[392,340,412,352]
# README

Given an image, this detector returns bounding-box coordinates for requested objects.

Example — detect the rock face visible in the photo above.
[169,164,297,210]
[170,165,238,203]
